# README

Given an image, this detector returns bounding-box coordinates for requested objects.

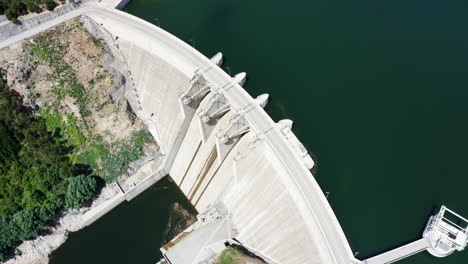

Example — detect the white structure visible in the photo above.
[363,239,429,264]
[363,206,468,264]
[424,206,468,257]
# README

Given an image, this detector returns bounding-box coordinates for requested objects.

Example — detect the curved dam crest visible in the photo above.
[85,7,355,264]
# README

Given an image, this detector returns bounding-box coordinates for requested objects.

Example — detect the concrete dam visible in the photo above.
[83,8,356,264]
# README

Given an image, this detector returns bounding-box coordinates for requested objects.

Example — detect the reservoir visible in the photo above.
[52,0,468,263]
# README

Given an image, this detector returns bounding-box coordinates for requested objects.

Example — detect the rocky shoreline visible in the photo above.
[3,182,121,264]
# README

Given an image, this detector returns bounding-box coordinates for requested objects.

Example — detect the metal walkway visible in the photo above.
[363,238,429,264]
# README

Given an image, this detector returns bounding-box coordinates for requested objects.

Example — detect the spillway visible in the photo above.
[83,9,356,264]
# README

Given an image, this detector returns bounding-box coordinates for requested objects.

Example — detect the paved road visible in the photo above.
[0,6,360,264]
[0,8,84,49]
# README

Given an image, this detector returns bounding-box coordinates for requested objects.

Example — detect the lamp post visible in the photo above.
[154,18,160,27]
[189,39,195,49]
[226,66,231,76]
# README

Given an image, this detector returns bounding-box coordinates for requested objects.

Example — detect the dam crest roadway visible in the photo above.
[0,1,467,264]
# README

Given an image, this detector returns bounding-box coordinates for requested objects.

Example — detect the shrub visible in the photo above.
[26,1,40,13]
[65,175,97,209]
[45,0,56,11]
[4,1,27,22]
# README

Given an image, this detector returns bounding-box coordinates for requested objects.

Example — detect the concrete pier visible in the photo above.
[363,239,429,264]
[363,206,468,264]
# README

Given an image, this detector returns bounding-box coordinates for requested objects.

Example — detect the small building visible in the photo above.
[424,206,468,257]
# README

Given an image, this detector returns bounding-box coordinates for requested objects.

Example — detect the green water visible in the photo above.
[49,177,196,263]
[123,0,468,263]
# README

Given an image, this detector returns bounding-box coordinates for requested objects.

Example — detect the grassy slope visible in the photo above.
[25,20,154,183]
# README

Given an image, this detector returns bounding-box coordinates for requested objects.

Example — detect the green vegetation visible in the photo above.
[76,130,153,183]
[91,37,104,48]
[40,105,153,185]
[0,75,97,261]
[65,175,97,209]
[26,22,153,184]
[217,248,241,264]
[215,248,263,264]
[0,20,155,260]
[40,108,87,149]
[0,121,20,165]
[0,0,58,23]
[0,208,55,260]
[29,31,92,118]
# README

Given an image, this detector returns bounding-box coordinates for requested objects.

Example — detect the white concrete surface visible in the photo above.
[165,219,230,264]
[363,239,429,264]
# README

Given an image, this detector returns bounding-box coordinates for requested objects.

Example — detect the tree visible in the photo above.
[11,209,43,240]
[45,0,56,11]
[65,175,97,209]
[0,217,17,261]
[26,1,40,13]
[1,0,50,21]
[0,71,97,260]
[4,1,27,22]
[0,121,19,164]
[4,8,18,23]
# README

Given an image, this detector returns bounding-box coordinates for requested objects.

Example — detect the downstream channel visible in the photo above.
[51,0,468,263]
[50,177,196,263]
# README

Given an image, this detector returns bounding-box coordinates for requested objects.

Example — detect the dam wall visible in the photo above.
[85,8,357,264]
[117,41,193,156]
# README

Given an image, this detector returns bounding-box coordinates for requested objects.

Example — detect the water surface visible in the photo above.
[124,0,468,263]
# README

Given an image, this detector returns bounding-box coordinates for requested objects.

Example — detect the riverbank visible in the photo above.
[0,6,171,263]
[3,183,122,264]
[48,177,197,264]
